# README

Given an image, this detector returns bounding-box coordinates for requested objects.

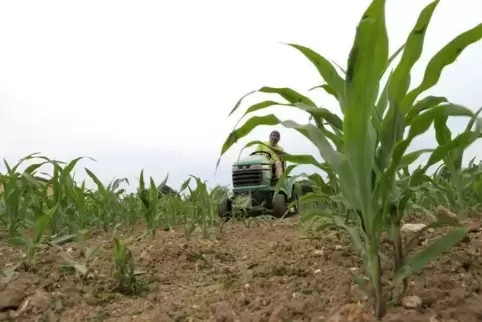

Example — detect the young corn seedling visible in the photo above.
[112,237,144,295]
[217,0,482,318]
[4,203,58,270]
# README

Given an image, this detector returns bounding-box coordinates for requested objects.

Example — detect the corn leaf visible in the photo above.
[395,227,468,282]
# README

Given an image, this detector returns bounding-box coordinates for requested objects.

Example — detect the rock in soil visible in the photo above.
[0,274,32,311]
[403,295,422,310]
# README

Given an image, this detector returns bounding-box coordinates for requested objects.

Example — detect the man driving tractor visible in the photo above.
[255,130,284,179]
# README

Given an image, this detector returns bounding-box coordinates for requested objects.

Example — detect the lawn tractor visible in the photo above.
[218,150,300,219]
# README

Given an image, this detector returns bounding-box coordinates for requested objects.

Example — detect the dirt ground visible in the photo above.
[1,215,482,322]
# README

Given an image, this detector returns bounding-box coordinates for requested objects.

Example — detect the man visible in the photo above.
[255,130,284,179]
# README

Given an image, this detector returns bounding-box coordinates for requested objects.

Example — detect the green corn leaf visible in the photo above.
[308,84,338,100]
[408,104,473,134]
[378,99,405,171]
[63,157,95,180]
[389,0,439,104]
[236,99,344,132]
[331,59,347,75]
[374,71,392,131]
[23,162,48,176]
[403,217,461,257]
[34,203,58,244]
[179,177,192,193]
[228,86,317,118]
[85,168,108,200]
[464,106,482,132]
[395,227,468,282]
[258,86,317,106]
[398,149,434,169]
[402,22,482,110]
[286,43,346,107]
[378,1,439,173]
[273,164,298,199]
[157,173,170,191]
[295,103,343,130]
[381,43,405,77]
[300,208,336,223]
[218,114,328,165]
[452,107,482,169]
[378,104,474,182]
[424,131,482,170]
[139,169,145,191]
[405,96,448,124]
[5,236,30,247]
[343,0,388,228]
[299,192,333,204]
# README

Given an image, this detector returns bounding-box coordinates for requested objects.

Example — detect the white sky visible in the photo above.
[1,0,482,191]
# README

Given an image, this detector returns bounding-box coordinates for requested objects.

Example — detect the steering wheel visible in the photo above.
[250,151,272,160]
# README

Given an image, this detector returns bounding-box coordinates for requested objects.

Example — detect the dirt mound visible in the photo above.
[1,217,482,321]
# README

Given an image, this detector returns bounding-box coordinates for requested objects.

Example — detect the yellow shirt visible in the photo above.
[255,141,283,163]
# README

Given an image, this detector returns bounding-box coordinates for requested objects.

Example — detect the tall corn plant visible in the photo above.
[217,0,482,318]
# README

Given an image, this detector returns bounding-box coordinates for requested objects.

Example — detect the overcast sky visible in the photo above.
[1,0,481,191]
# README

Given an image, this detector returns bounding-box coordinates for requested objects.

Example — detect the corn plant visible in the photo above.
[4,203,58,270]
[85,168,128,231]
[137,170,172,235]
[112,237,142,295]
[179,176,228,239]
[217,0,482,318]
[0,153,49,236]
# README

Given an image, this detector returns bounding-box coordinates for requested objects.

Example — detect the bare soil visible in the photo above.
[1,216,482,322]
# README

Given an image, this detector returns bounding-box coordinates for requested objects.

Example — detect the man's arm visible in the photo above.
[275,145,284,161]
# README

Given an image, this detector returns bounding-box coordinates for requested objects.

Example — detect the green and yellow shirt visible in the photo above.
[255,141,284,163]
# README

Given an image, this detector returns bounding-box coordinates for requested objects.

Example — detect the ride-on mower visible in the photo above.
[218,150,300,219]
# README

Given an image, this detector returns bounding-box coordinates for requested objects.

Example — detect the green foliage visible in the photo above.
[0,153,229,243]
[112,237,143,295]
[218,0,482,318]
[3,203,58,270]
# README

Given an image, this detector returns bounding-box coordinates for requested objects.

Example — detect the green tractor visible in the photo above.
[218,150,300,219]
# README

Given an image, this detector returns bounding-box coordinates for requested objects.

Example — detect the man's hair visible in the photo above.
[270,130,280,138]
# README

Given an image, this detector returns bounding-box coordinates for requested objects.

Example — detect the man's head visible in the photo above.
[269,130,280,146]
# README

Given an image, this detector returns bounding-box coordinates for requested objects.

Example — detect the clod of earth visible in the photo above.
[0,274,32,312]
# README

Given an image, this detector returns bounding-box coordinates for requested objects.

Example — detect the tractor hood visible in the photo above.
[233,154,271,166]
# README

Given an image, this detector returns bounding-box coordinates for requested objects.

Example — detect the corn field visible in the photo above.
[2,0,482,320]
[0,153,230,240]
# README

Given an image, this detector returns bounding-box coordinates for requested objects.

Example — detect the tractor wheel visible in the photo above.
[272,194,287,218]
[218,198,232,221]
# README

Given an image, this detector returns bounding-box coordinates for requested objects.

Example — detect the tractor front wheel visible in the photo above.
[272,194,287,218]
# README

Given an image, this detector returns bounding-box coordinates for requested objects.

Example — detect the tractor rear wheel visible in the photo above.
[272,194,287,218]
